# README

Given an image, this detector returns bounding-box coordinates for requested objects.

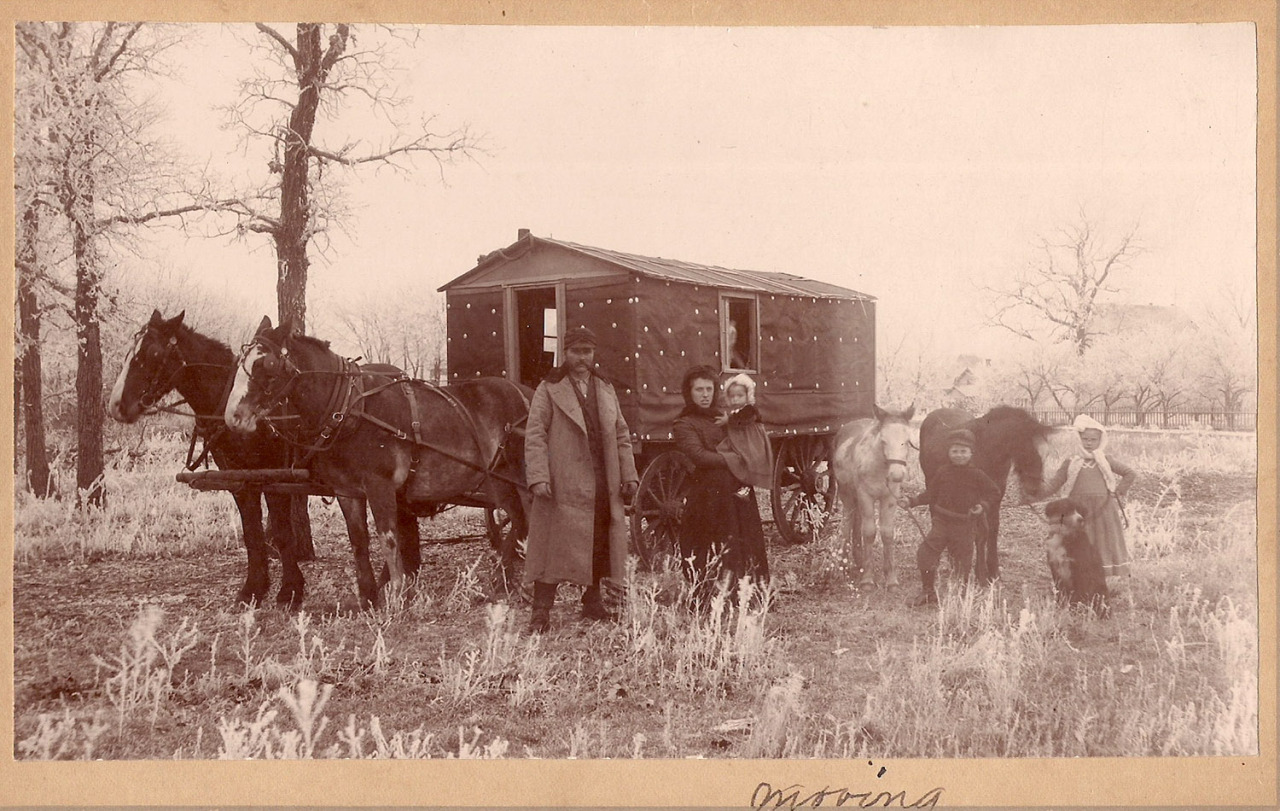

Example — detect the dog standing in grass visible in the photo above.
[1044,498,1110,616]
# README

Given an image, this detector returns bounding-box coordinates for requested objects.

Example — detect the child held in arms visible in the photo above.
[716,373,773,500]
[898,428,1002,606]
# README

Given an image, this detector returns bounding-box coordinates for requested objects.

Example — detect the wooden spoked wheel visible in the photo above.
[487,505,531,603]
[629,451,690,570]
[771,435,838,544]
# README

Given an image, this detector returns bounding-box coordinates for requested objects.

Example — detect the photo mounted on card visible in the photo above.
[6,0,1274,808]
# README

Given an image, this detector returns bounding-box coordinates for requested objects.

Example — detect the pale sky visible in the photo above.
[126,22,1258,357]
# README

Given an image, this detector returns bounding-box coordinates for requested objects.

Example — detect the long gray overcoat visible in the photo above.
[523,374,639,586]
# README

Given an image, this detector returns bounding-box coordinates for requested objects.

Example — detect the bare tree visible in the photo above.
[986,209,1144,356]
[328,285,447,382]
[1192,286,1257,425]
[16,22,191,507]
[215,23,479,332]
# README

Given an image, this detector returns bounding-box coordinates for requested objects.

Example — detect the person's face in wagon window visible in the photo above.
[690,377,717,409]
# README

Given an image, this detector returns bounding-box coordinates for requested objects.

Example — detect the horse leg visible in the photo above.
[982,511,1001,584]
[396,497,421,579]
[336,495,378,609]
[266,492,304,610]
[366,484,407,603]
[839,490,864,580]
[232,489,270,607]
[880,496,900,586]
[856,490,878,587]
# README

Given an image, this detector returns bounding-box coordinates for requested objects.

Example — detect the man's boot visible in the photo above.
[912,569,938,607]
[581,584,616,622]
[528,581,557,634]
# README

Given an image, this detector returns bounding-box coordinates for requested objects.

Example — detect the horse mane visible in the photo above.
[285,333,334,354]
[172,321,235,365]
[977,405,1051,440]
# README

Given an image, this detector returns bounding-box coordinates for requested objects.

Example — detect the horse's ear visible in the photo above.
[149,309,164,325]
[903,404,916,421]
[873,404,887,421]
[169,310,185,328]
[255,315,273,337]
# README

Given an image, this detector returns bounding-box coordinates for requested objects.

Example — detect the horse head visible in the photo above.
[108,309,188,424]
[872,403,915,487]
[979,406,1052,500]
[225,316,300,434]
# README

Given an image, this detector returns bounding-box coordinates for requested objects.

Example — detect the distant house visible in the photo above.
[941,355,991,407]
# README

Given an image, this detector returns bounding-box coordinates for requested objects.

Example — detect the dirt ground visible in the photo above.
[12,467,1257,759]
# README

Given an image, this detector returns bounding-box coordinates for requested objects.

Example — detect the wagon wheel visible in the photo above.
[487,505,531,603]
[630,451,691,570]
[771,435,838,544]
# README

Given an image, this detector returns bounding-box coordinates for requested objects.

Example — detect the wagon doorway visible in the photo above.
[514,286,560,388]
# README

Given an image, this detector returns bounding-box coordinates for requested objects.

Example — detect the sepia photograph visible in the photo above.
[6,2,1275,807]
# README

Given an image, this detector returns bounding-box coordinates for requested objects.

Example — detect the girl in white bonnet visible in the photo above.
[1043,414,1137,580]
[716,373,774,500]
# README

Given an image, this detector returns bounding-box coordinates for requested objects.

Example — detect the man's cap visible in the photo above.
[947,428,976,449]
[563,325,598,350]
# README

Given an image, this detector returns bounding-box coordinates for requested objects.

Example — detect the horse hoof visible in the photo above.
[276,590,304,612]
[236,589,265,608]
[857,572,876,588]
[885,572,900,587]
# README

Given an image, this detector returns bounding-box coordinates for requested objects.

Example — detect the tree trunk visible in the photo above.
[17,202,54,498]
[72,229,106,507]
[66,119,106,508]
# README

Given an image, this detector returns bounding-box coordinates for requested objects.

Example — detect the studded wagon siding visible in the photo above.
[439,232,877,443]
[445,289,506,382]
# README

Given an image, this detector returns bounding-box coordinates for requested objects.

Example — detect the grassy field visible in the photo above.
[12,426,1259,760]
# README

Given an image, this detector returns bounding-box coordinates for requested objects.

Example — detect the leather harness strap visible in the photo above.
[303,365,527,492]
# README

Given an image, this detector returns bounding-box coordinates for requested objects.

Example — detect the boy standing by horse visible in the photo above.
[899,428,1002,606]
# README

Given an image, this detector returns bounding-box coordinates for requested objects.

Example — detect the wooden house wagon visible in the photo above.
[439,230,876,563]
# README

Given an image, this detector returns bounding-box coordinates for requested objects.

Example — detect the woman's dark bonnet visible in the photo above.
[681,365,721,408]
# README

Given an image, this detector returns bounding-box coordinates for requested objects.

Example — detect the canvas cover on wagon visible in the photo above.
[440,231,876,447]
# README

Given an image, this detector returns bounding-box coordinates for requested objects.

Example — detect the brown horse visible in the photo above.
[918,406,1051,584]
[832,404,915,586]
[224,316,530,608]
[107,310,306,608]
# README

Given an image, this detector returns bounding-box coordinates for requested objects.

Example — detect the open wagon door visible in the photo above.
[510,285,562,389]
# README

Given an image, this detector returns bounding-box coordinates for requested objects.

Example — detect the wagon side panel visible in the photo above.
[757,294,874,432]
[446,290,508,381]
[632,277,721,441]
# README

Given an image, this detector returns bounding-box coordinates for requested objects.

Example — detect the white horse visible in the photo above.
[832,404,915,586]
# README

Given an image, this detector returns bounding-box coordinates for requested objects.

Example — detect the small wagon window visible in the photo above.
[721,295,758,372]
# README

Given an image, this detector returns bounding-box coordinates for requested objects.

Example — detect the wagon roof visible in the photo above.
[440,233,875,301]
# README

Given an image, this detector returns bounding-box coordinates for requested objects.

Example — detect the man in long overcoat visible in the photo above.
[524,325,639,633]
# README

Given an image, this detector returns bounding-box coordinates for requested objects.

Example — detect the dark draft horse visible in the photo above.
[107,310,307,608]
[918,405,1052,584]
[225,316,530,608]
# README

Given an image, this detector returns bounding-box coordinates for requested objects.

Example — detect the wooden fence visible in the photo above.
[1025,408,1257,432]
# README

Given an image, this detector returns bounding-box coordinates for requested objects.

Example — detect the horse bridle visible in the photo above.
[129,325,201,416]
[236,336,305,422]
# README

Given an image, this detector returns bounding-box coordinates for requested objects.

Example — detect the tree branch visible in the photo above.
[255,23,299,63]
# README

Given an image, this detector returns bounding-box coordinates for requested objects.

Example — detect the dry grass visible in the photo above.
[13,427,1259,760]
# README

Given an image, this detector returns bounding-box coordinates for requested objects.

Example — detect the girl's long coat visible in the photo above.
[523,374,639,586]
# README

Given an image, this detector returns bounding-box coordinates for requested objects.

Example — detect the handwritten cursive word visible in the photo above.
[751,782,944,809]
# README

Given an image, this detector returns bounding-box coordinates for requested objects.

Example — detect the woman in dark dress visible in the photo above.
[673,365,770,603]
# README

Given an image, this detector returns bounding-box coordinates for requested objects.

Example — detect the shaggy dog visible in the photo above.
[1044,498,1110,616]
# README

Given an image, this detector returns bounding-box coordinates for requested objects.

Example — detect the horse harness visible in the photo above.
[257,348,528,493]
